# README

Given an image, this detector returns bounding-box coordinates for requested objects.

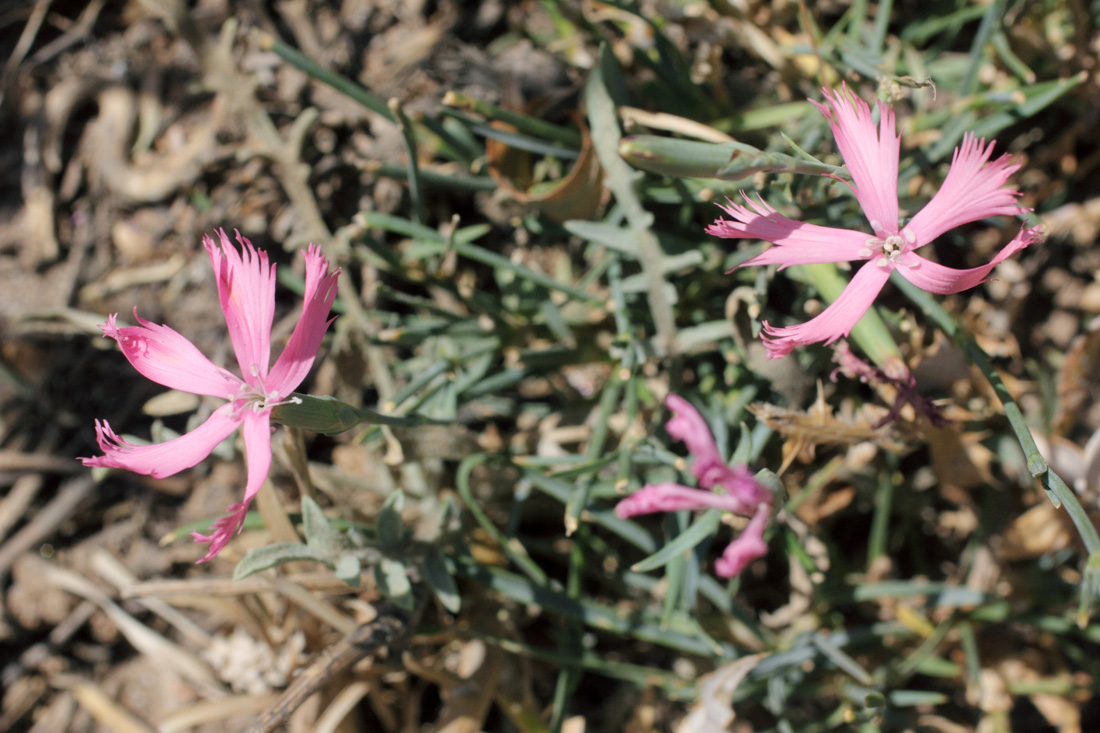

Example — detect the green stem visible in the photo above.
[867,456,897,566]
[253,32,393,121]
[388,98,426,226]
[892,272,1100,556]
[442,91,583,148]
[586,45,679,357]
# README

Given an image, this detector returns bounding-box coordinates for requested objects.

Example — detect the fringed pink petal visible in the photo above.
[906,133,1025,247]
[897,225,1040,294]
[190,411,273,562]
[238,410,274,510]
[265,243,341,395]
[707,195,871,269]
[204,229,277,385]
[761,262,892,359]
[811,86,900,235]
[714,504,771,578]
[661,395,772,508]
[615,482,756,519]
[191,501,251,563]
[99,311,244,399]
[80,406,241,478]
[664,393,725,476]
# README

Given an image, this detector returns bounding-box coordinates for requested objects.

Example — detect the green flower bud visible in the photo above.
[271,394,362,435]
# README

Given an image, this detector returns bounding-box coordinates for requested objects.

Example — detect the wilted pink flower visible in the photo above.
[830,341,946,427]
[616,394,773,578]
[715,504,770,578]
[81,230,339,562]
[707,86,1042,359]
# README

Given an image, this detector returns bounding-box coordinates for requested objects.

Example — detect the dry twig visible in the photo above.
[247,593,424,733]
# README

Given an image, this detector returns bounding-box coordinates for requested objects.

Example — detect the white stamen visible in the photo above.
[862,225,911,268]
[882,235,904,257]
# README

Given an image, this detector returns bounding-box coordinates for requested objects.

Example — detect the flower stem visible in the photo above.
[891,272,1100,556]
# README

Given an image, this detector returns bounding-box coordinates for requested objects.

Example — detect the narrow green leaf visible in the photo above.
[521,467,657,553]
[563,220,639,256]
[631,510,721,573]
[377,491,406,550]
[586,44,677,356]
[301,496,347,554]
[443,91,582,147]
[423,552,461,613]
[811,634,873,685]
[233,542,328,580]
[361,213,597,304]
[455,556,729,657]
[730,423,754,466]
[257,33,393,121]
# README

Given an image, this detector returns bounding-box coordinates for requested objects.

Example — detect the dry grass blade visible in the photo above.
[121,572,357,599]
[62,677,157,733]
[89,549,213,649]
[0,475,44,543]
[157,693,278,733]
[311,680,370,733]
[620,106,734,143]
[0,450,82,473]
[265,576,357,635]
[0,476,93,580]
[28,556,226,696]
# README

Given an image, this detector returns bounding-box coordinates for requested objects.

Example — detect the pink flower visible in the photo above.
[707,86,1042,359]
[615,394,773,578]
[664,394,771,511]
[81,230,339,562]
[830,341,946,427]
[714,504,770,578]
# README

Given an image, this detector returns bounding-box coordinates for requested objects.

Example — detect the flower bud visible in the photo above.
[271,394,362,435]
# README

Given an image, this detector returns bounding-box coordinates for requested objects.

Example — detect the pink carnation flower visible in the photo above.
[616,394,773,578]
[707,86,1042,359]
[81,230,339,561]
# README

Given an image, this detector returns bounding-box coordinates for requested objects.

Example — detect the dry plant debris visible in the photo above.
[2,1,1100,731]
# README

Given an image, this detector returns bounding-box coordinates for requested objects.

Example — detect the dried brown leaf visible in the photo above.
[749,384,907,472]
[999,502,1073,561]
[1053,315,1100,435]
[486,119,607,222]
[924,422,994,496]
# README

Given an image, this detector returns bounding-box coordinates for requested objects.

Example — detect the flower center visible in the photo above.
[228,383,300,418]
[858,227,917,268]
